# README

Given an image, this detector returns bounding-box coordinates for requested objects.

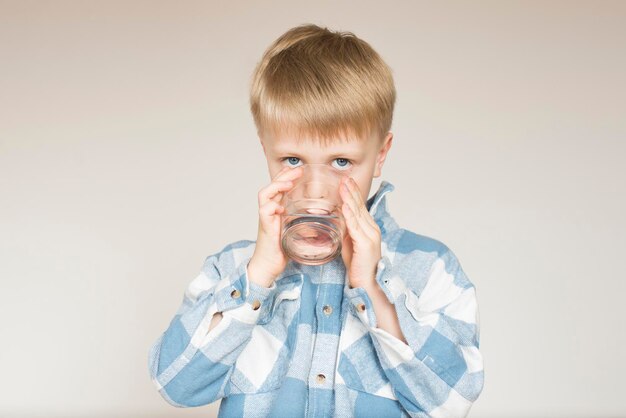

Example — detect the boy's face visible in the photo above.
[259,129,393,205]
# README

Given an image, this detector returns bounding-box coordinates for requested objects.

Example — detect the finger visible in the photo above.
[344,177,378,230]
[340,180,380,241]
[340,180,362,221]
[343,203,382,261]
[343,201,380,252]
[266,166,304,204]
[342,201,368,242]
[272,165,304,182]
[259,200,284,218]
[346,178,365,214]
[259,181,294,205]
[270,166,290,181]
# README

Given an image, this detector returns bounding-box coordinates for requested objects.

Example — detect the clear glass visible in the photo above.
[280,163,349,265]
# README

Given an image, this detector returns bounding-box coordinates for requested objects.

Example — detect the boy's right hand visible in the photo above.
[248,165,303,287]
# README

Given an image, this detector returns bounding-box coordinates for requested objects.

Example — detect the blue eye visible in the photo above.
[332,158,352,170]
[283,157,301,167]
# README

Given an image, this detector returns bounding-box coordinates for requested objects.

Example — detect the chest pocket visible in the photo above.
[229,273,303,394]
[335,308,398,401]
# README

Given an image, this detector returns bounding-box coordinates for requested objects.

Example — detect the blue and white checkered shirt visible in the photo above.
[148,180,484,417]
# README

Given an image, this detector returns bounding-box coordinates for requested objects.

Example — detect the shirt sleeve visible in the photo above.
[147,243,283,407]
[344,247,484,418]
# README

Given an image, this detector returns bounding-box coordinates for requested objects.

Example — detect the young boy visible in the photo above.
[148,23,484,417]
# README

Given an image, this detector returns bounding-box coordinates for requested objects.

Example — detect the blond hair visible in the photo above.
[249,23,396,145]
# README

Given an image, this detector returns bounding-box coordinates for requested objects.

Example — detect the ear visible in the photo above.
[373,132,393,178]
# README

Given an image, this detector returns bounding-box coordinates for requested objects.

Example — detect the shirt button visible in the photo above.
[322,305,333,315]
[316,373,326,383]
[230,289,241,299]
[357,303,366,312]
[251,299,261,310]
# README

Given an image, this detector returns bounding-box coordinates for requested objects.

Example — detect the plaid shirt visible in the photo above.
[148,180,484,417]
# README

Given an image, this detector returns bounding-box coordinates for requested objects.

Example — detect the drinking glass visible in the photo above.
[280,163,348,265]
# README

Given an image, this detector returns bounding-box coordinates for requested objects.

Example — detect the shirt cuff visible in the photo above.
[344,284,379,328]
[213,257,280,325]
[344,255,396,328]
[344,255,406,329]
[372,255,407,304]
[343,255,412,350]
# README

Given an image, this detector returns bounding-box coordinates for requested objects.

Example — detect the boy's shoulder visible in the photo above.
[385,226,450,257]
[207,238,257,258]
[385,227,475,292]
[199,239,256,276]
[370,180,474,290]
[367,180,452,263]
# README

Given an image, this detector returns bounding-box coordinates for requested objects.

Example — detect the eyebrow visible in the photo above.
[273,149,363,159]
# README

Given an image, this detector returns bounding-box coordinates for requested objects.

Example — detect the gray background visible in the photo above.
[1,1,624,417]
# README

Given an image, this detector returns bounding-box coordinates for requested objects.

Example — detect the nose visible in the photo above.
[303,165,330,199]
[304,181,328,199]
[304,177,328,199]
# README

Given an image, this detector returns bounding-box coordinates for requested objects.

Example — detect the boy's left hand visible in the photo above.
[339,176,382,289]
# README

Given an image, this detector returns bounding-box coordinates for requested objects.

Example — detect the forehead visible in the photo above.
[265,131,372,157]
